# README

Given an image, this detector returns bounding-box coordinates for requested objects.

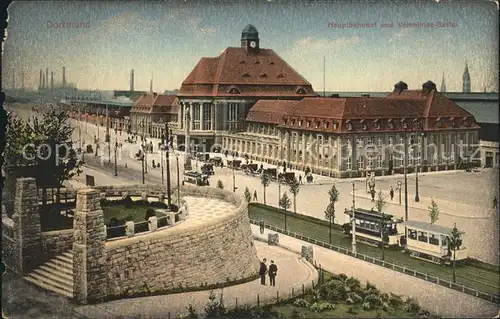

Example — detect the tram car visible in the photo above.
[278,172,296,185]
[401,220,467,264]
[208,156,223,166]
[342,208,404,247]
[264,168,278,180]
[183,171,210,186]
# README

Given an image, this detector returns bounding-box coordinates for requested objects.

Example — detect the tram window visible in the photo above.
[441,235,448,246]
[355,219,360,225]
[418,232,428,242]
[408,229,417,240]
[429,234,439,245]
[359,220,365,228]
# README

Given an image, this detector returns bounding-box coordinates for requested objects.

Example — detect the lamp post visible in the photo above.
[139,149,145,184]
[351,182,357,253]
[232,153,237,192]
[114,128,118,176]
[403,129,409,221]
[175,152,181,207]
[160,141,165,185]
[397,181,402,205]
[415,131,425,202]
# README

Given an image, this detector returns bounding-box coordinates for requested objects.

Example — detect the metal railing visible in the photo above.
[249,219,500,304]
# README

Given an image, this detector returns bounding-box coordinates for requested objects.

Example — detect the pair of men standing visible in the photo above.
[259,259,278,286]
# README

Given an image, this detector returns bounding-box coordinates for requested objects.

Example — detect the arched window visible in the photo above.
[242,73,250,78]
[259,73,267,78]
[277,74,285,79]
[296,88,306,94]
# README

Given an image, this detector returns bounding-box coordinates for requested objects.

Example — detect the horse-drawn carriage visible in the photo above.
[183,171,210,186]
[278,172,296,185]
[227,159,242,170]
[201,163,214,175]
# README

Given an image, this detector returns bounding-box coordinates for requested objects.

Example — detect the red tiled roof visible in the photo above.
[131,94,178,114]
[270,90,479,133]
[179,47,316,97]
[246,100,300,124]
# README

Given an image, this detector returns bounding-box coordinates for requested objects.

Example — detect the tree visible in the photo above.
[261,172,271,205]
[428,198,439,224]
[279,192,291,231]
[5,109,81,204]
[289,177,300,214]
[244,187,252,203]
[216,180,224,189]
[325,185,340,244]
[324,203,336,244]
[374,190,388,260]
[448,223,463,283]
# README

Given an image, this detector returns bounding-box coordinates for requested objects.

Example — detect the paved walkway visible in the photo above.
[74,241,317,318]
[250,225,499,318]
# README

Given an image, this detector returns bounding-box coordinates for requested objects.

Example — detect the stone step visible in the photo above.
[24,274,73,298]
[45,260,72,275]
[38,265,73,281]
[26,271,73,292]
[62,251,73,259]
[55,254,73,264]
[33,267,73,285]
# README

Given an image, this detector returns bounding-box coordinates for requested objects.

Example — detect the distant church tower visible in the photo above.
[440,71,446,92]
[463,61,471,93]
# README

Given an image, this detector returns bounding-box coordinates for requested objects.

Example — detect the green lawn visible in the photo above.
[102,205,167,224]
[248,203,500,295]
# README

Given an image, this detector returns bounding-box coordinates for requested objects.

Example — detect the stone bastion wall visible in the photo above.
[2,178,260,303]
[102,185,261,300]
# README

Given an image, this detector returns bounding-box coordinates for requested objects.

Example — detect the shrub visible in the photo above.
[345,297,355,305]
[309,301,336,313]
[419,310,431,318]
[293,298,310,308]
[204,290,226,317]
[346,305,356,314]
[382,302,389,311]
[364,293,382,307]
[185,303,199,319]
[388,293,404,309]
[100,198,109,206]
[347,292,363,305]
[403,297,420,313]
[290,309,300,319]
[145,208,156,220]
[365,281,379,295]
[216,180,224,189]
[362,301,372,310]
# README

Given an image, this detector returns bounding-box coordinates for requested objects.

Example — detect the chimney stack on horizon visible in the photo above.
[130,69,135,92]
[39,69,43,89]
[63,66,66,88]
[51,71,54,90]
[45,68,49,89]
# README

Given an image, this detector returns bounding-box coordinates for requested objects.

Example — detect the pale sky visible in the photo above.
[3,0,499,92]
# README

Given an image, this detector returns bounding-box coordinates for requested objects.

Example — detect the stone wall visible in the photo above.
[2,214,16,270]
[41,229,74,258]
[103,185,260,299]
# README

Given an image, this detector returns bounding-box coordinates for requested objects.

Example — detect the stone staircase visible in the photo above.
[24,251,74,298]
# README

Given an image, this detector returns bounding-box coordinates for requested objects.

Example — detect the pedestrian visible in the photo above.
[253,190,258,201]
[152,159,156,168]
[390,186,394,201]
[268,260,278,287]
[371,188,376,202]
[299,175,302,184]
[259,259,268,285]
[494,196,498,209]
[259,218,265,234]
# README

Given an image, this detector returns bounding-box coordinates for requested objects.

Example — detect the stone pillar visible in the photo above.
[268,233,279,245]
[73,189,107,304]
[301,245,314,263]
[11,177,42,274]
[211,103,215,131]
[148,216,158,231]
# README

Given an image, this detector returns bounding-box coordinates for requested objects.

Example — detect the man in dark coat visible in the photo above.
[390,186,394,201]
[259,259,268,285]
[268,260,278,287]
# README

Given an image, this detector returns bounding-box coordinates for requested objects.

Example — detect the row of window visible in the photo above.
[284,118,340,130]
[408,229,448,246]
[344,117,472,131]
